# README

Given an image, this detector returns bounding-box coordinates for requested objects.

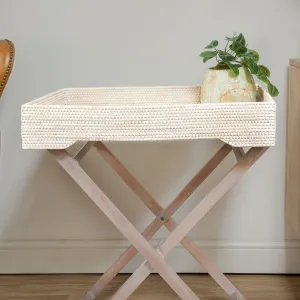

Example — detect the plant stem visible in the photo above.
[213,47,220,63]
[224,40,229,52]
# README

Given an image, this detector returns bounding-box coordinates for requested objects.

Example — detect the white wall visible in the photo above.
[0,0,300,274]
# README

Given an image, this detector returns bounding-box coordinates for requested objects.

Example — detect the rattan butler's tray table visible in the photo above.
[21,86,276,300]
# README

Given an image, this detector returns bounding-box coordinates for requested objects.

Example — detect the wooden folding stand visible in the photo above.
[21,85,276,300]
[48,142,267,300]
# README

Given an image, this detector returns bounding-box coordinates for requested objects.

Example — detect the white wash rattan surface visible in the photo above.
[21,86,276,149]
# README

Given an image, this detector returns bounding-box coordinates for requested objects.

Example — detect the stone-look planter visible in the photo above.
[200,66,257,103]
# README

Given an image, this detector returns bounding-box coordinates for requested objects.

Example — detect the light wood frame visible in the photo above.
[49,142,268,300]
[286,59,300,238]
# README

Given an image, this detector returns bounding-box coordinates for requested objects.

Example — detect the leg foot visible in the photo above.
[80,291,95,300]
[230,291,247,300]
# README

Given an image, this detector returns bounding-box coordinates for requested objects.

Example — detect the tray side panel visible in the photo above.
[21,101,276,149]
[60,86,202,106]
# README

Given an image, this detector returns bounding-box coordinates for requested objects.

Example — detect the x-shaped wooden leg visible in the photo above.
[49,143,268,300]
[109,146,267,300]
[83,142,235,300]
[50,148,201,300]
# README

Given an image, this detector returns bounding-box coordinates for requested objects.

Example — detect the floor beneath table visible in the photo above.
[0,274,299,299]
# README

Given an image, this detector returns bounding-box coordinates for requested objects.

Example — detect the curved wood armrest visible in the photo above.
[0,39,15,97]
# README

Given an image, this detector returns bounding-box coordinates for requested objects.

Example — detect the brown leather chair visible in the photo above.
[0,39,15,97]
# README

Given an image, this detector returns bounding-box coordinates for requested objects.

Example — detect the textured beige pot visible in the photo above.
[200,66,257,103]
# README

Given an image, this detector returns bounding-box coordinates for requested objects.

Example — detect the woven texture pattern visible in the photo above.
[21,86,276,149]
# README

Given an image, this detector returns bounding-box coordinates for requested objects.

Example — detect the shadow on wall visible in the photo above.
[1,139,232,244]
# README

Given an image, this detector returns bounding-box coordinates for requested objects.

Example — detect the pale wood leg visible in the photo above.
[94,142,162,215]
[164,221,240,298]
[81,143,233,299]
[160,147,268,256]
[111,147,268,300]
[49,149,200,300]
[73,142,95,162]
[99,142,240,297]
[233,147,245,161]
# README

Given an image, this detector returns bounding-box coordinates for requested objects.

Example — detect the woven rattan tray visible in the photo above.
[21,86,276,149]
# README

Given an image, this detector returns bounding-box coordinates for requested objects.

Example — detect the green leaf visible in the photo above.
[219,53,235,61]
[200,51,218,58]
[241,57,249,67]
[236,33,246,46]
[203,57,213,63]
[244,50,260,63]
[205,40,219,49]
[236,47,247,56]
[225,61,239,76]
[225,36,238,41]
[247,59,259,74]
[268,83,279,97]
[219,55,239,76]
[258,65,270,77]
[257,73,270,85]
[230,41,247,56]
[256,73,279,97]
[225,33,238,41]
[247,58,259,74]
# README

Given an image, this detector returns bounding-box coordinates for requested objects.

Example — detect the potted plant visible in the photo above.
[199,33,278,103]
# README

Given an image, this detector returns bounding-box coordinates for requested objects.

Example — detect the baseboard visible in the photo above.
[1,239,300,274]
